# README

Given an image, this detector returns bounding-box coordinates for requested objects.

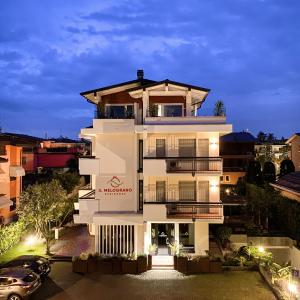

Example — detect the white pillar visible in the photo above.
[186,91,192,116]
[142,91,149,120]
[195,222,209,255]
[144,222,151,254]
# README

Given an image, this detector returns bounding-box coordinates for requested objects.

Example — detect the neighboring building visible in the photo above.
[286,133,300,172]
[0,133,87,173]
[255,140,289,173]
[220,132,255,185]
[0,142,25,224]
[74,70,232,256]
[270,172,300,202]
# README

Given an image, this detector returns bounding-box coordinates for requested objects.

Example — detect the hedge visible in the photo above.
[0,221,25,255]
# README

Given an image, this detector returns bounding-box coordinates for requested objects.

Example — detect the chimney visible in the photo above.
[137,69,144,80]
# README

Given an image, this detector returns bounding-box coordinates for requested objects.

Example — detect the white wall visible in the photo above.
[195,222,209,254]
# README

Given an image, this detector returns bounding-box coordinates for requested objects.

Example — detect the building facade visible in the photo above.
[286,133,300,172]
[74,70,232,256]
[0,143,25,224]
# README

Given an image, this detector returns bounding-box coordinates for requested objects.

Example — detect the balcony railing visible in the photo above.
[94,110,135,119]
[166,157,222,173]
[166,202,223,220]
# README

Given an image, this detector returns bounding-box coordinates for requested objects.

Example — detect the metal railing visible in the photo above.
[166,157,222,173]
[79,189,95,200]
[165,202,223,220]
[94,110,135,119]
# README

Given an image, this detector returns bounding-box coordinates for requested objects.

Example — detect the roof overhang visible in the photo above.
[286,134,300,144]
[9,166,25,177]
[270,183,300,197]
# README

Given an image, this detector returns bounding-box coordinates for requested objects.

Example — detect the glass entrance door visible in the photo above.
[151,223,174,255]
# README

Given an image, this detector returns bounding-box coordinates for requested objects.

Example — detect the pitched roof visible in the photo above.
[0,132,43,144]
[271,172,300,195]
[286,133,300,144]
[127,79,210,93]
[220,132,256,143]
[80,78,156,96]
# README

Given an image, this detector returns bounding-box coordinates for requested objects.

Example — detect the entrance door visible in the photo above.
[151,223,174,255]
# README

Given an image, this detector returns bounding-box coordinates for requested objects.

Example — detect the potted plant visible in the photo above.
[72,252,89,274]
[88,253,98,273]
[209,255,223,273]
[168,241,182,270]
[187,255,210,274]
[137,254,148,273]
[97,256,113,274]
[112,255,123,274]
[121,254,137,274]
[148,244,158,270]
[177,254,188,274]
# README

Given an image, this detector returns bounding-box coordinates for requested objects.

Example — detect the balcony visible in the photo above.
[143,202,223,222]
[166,157,222,174]
[79,156,100,175]
[143,157,222,175]
[166,202,223,220]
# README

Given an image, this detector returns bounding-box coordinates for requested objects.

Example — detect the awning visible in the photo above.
[0,196,13,209]
[9,165,25,177]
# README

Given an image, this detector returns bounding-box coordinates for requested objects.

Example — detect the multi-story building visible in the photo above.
[74,70,232,256]
[0,141,25,224]
[286,133,300,171]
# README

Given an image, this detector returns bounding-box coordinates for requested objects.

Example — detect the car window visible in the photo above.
[0,277,10,285]
[22,273,36,282]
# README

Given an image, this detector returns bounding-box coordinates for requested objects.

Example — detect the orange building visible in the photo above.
[0,143,25,224]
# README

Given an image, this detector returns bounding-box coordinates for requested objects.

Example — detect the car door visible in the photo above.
[0,277,11,299]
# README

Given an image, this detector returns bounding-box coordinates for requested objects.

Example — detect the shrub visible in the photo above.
[216,226,232,245]
[0,221,26,255]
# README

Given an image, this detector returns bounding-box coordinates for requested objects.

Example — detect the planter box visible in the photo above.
[147,255,152,270]
[209,261,222,273]
[112,258,122,274]
[137,256,147,274]
[177,256,188,274]
[188,258,210,274]
[121,260,138,274]
[87,258,97,273]
[174,255,178,270]
[72,260,88,274]
[97,260,113,274]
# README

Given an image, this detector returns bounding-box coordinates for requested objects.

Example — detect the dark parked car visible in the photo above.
[0,256,51,277]
[0,267,41,300]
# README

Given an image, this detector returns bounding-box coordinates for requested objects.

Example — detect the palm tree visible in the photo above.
[213,100,226,116]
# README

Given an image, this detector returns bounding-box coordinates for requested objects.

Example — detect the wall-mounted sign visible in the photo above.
[98,176,133,196]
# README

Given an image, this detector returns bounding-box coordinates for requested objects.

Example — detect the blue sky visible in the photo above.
[0,0,299,139]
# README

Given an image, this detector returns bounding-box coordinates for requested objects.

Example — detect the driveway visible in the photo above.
[31,262,275,300]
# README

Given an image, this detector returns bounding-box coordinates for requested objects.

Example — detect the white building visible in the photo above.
[74,70,232,256]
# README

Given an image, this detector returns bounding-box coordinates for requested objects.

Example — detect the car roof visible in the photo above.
[11,255,42,261]
[0,267,32,278]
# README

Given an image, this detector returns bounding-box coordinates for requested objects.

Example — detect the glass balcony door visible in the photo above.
[179,181,196,201]
[178,139,196,157]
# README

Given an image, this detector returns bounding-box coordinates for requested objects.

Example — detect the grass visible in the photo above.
[0,241,46,263]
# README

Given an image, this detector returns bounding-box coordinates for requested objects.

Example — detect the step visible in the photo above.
[152,265,174,270]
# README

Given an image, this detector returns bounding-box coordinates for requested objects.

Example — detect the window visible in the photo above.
[220,176,224,182]
[156,181,166,202]
[178,139,196,157]
[164,105,182,117]
[179,223,195,252]
[179,181,196,201]
[156,139,166,157]
[10,198,17,211]
[106,104,134,119]
[138,180,143,211]
[138,140,143,171]
[225,175,230,182]
[22,156,27,165]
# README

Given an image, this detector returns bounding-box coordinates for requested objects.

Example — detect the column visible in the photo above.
[186,91,192,116]
[195,222,209,255]
[142,91,149,120]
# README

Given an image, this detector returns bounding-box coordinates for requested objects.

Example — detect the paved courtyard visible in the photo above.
[31,262,275,300]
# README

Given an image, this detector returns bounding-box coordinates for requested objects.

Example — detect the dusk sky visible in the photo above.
[0,0,299,139]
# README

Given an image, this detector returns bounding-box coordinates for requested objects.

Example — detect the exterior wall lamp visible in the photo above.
[210,182,219,192]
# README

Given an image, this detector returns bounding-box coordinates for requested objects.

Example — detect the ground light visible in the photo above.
[24,235,38,247]
[258,246,265,253]
[287,282,298,295]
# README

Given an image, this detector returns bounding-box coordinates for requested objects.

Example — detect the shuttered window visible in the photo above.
[178,139,196,157]
[179,181,196,201]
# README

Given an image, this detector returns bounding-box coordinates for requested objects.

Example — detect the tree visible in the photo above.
[66,158,79,173]
[54,172,80,194]
[256,144,274,166]
[18,180,69,254]
[246,161,262,185]
[262,161,276,183]
[266,133,275,143]
[279,159,295,177]
[257,131,267,143]
[213,100,226,116]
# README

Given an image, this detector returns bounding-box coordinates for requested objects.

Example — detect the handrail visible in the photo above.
[79,189,95,199]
